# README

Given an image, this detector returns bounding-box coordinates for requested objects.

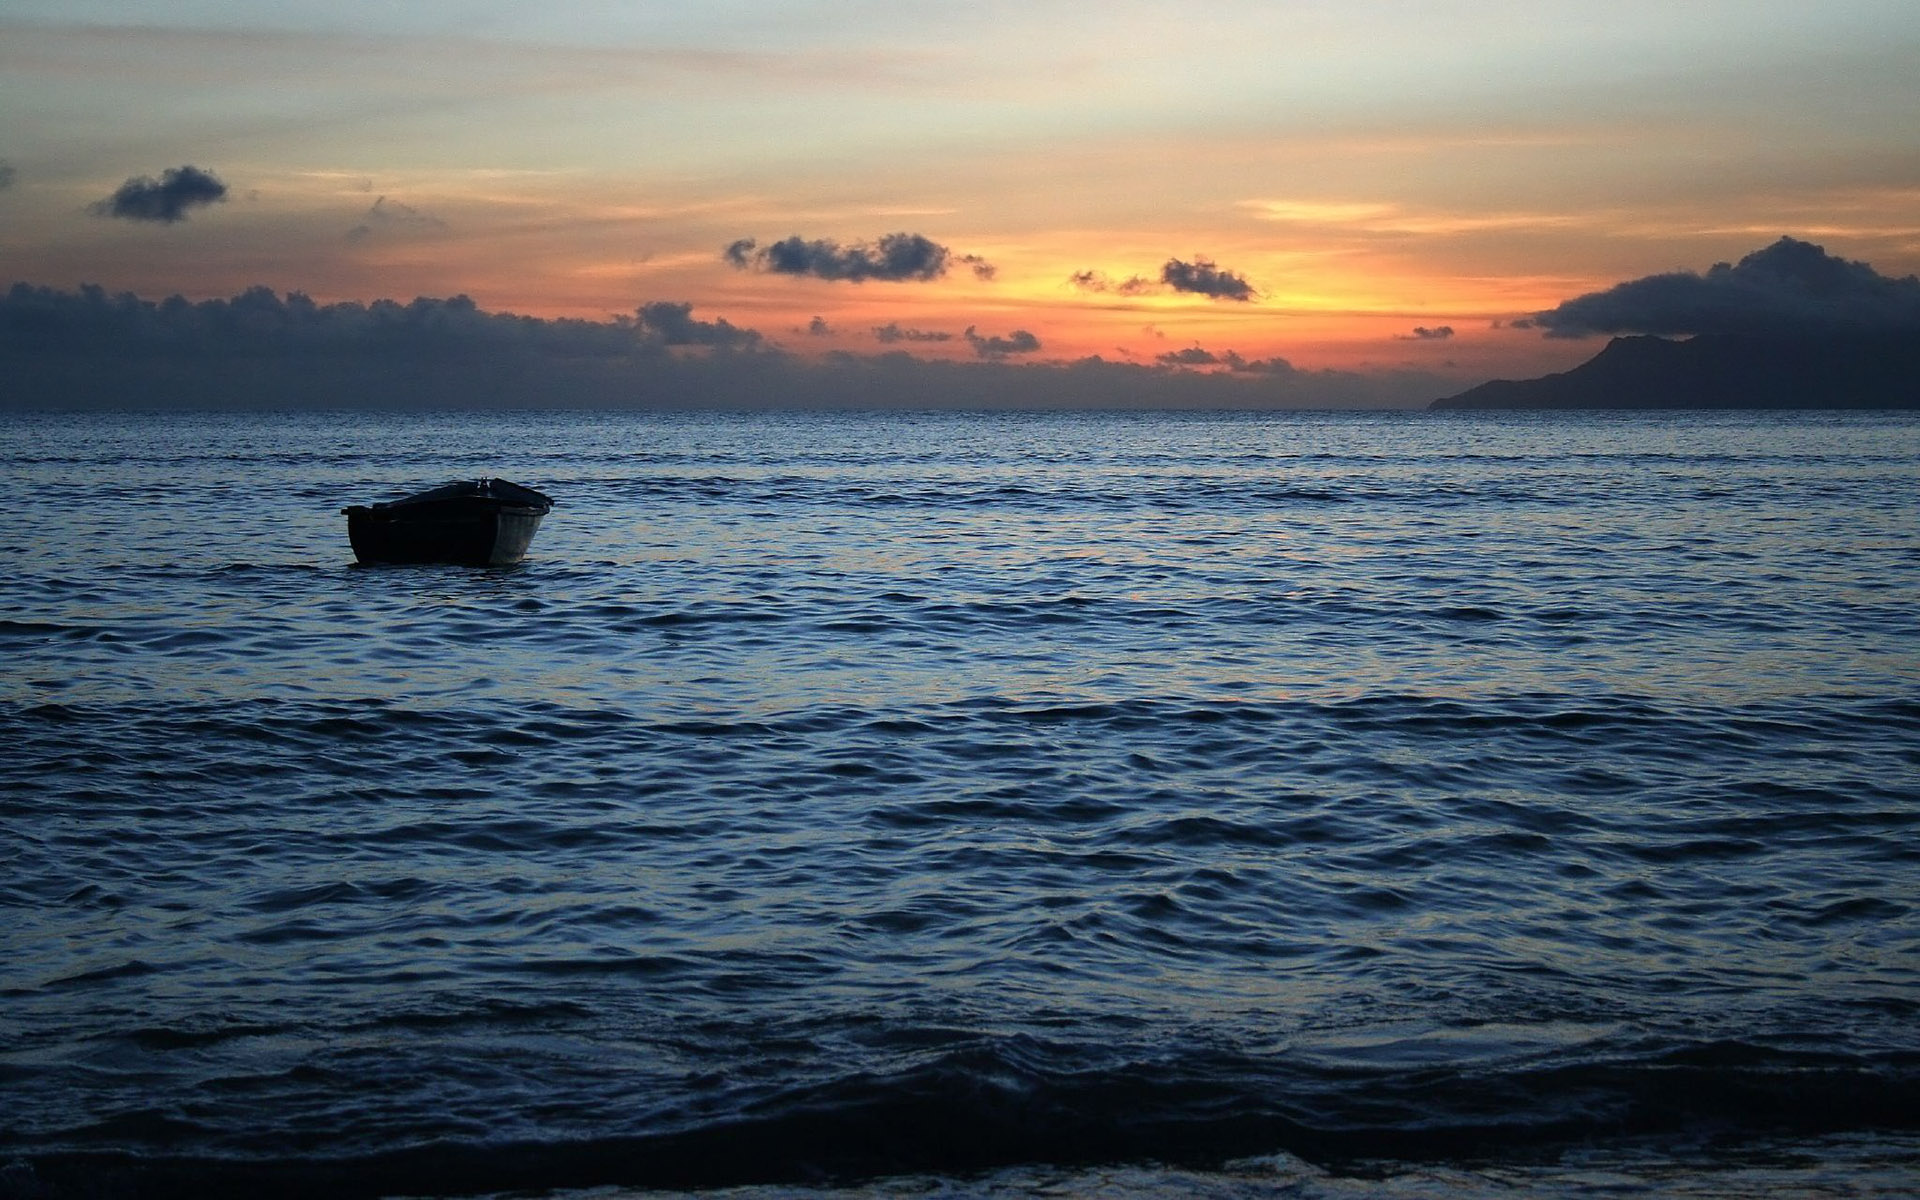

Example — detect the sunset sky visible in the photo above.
[3,0,1918,391]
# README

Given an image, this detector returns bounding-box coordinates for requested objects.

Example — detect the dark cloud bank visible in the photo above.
[1520,237,1920,338]
[873,322,952,344]
[91,165,228,223]
[963,326,1041,359]
[1071,257,1257,302]
[0,283,1435,411]
[725,233,994,283]
[1153,347,1298,373]
[1435,238,1920,410]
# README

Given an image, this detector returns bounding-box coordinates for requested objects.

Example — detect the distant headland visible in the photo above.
[1434,237,1920,411]
[1430,332,1920,410]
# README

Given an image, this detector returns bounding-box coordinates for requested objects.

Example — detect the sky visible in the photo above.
[2,0,1918,402]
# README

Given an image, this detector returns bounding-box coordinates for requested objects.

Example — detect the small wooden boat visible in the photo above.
[344,478,554,566]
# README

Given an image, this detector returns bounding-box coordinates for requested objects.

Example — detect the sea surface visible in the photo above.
[2,409,1918,1198]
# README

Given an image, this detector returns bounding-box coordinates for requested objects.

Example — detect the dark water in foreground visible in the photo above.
[3,409,1918,1198]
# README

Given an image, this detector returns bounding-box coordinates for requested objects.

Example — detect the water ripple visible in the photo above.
[3,410,1919,1194]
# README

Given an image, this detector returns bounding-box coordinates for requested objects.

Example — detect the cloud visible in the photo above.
[1153,345,1301,376]
[873,322,953,343]
[631,301,762,348]
[1397,325,1455,341]
[1234,355,1300,377]
[1069,258,1257,302]
[90,165,228,223]
[804,316,833,337]
[723,232,991,283]
[0,160,15,191]
[1160,257,1256,302]
[0,282,675,359]
[346,195,448,241]
[0,283,1441,411]
[1240,198,1579,237]
[1069,270,1157,296]
[1157,346,1223,366]
[964,326,1042,358]
[1522,237,1920,338]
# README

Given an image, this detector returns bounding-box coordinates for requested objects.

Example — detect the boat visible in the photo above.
[344,478,554,566]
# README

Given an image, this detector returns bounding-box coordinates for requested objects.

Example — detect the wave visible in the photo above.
[4,1035,1917,1198]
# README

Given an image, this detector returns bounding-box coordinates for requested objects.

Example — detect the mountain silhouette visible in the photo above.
[1430,333,1920,410]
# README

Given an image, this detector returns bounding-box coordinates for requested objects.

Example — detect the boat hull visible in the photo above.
[343,479,553,566]
[347,507,546,566]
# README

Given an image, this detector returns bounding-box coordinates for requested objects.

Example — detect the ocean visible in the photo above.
[2,409,1917,1198]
